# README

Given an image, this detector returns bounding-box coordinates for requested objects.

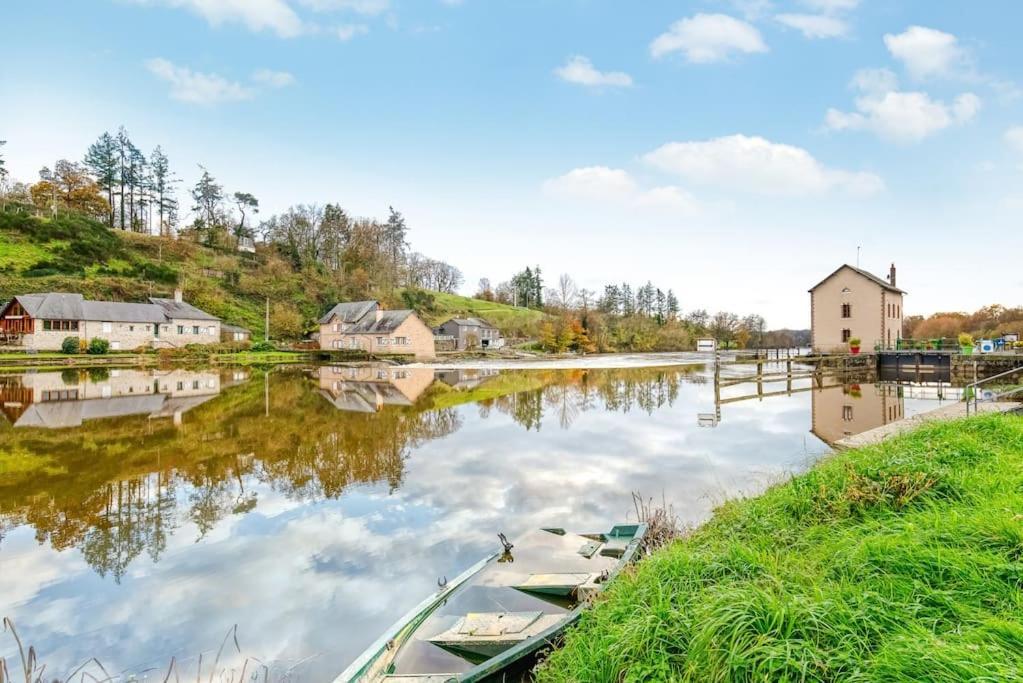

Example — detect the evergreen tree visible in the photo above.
[115,127,131,229]
[655,288,666,325]
[191,165,224,245]
[0,139,6,183]
[150,146,178,236]
[127,143,147,231]
[84,132,119,227]
[620,283,634,315]
[666,290,680,321]
[533,266,543,309]
[232,191,259,243]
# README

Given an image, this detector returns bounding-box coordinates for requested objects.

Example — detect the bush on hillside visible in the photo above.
[250,340,275,352]
[87,338,110,355]
[0,211,124,274]
[60,336,80,354]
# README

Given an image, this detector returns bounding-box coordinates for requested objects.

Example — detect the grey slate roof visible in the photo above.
[221,323,251,334]
[443,317,496,329]
[809,265,906,294]
[318,300,379,325]
[10,292,220,323]
[149,297,220,321]
[346,309,413,333]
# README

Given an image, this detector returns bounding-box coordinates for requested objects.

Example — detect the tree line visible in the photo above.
[0,130,464,300]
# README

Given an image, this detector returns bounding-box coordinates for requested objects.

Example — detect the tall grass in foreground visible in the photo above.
[536,414,1023,682]
[0,621,295,683]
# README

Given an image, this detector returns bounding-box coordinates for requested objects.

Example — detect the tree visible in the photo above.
[191,165,224,245]
[126,143,147,231]
[552,273,578,310]
[383,206,408,282]
[31,160,109,218]
[115,127,132,229]
[84,133,119,227]
[0,139,6,183]
[666,290,680,321]
[476,278,494,301]
[233,191,259,244]
[150,146,178,236]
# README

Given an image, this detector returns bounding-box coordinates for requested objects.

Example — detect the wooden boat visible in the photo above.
[335,523,647,683]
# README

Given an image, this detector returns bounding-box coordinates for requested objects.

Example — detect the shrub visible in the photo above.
[848,337,861,346]
[87,338,110,355]
[78,338,88,353]
[958,332,974,347]
[60,336,80,354]
[250,340,275,352]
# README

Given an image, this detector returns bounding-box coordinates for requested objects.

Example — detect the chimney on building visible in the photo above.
[174,288,183,303]
[889,263,896,288]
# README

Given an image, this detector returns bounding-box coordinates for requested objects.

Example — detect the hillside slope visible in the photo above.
[0,211,541,339]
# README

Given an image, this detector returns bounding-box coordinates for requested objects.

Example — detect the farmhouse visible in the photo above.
[318,300,435,359]
[0,290,221,351]
[433,317,504,350]
[810,264,905,353]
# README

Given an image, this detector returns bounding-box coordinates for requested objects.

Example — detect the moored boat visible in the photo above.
[335,523,647,683]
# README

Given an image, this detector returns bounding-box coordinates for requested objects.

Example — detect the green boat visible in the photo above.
[334,523,647,683]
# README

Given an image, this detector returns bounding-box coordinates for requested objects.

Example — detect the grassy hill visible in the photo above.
[0,210,542,339]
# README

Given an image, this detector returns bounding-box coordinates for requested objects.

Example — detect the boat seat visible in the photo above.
[429,611,563,659]
[514,572,595,597]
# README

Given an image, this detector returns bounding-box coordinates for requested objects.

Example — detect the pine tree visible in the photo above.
[620,283,634,315]
[150,146,178,236]
[84,132,119,228]
[115,127,131,229]
[666,290,680,321]
[655,288,666,325]
[0,139,6,183]
[127,143,146,231]
[533,266,543,309]
[191,165,224,245]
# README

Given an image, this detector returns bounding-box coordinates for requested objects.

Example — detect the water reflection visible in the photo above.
[0,363,951,680]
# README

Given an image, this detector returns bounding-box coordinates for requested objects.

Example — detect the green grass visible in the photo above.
[425,291,545,332]
[536,413,1023,683]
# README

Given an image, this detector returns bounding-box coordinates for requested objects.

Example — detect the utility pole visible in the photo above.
[264,297,270,342]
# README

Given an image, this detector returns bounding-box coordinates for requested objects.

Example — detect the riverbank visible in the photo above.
[536,412,1023,682]
[0,349,312,371]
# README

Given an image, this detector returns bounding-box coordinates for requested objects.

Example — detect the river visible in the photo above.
[0,361,958,680]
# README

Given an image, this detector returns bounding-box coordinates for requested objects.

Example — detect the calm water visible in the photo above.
[0,362,954,679]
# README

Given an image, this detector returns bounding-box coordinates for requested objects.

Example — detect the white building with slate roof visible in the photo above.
[0,289,222,351]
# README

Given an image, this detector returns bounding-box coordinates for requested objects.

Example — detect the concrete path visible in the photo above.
[835,401,1021,449]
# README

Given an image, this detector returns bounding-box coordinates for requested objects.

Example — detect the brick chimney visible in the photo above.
[889,263,896,288]
[174,288,183,303]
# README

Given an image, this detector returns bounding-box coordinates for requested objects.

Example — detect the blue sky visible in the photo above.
[2,0,1022,327]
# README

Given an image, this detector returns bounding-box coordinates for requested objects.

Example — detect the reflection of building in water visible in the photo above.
[315,365,436,412]
[811,380,905,445]
[435,368,500,390]
[0,368,236,429]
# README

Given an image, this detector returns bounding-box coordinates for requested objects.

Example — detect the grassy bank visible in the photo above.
[537,413,1023,682]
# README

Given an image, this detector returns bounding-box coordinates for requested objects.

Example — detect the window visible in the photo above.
[193,380,200,390]
[43,320,51,331]
[377,370,388,379]
[841,303,851,319]
[377,337,389,345]
[177,325,184,334]
[102,322,112,333]
[208,326,216,336]
[193,326,200,335]
[176,381,184,391]
[842,328,851,342]
[350,338,358,349]
[395,337,408,345]
[129,325,135,332]
[842,405,853,421]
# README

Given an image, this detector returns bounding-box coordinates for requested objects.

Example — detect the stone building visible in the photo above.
[809,264,905,353]
[433,317,504,350]
[0,290,221,351]
[318,300,435,359]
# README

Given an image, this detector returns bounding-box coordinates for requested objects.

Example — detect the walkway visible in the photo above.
[835,401,1021,450]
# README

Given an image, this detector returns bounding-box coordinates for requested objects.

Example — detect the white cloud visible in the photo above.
[554,56,633,88]
[335,23,369,40]
[800,0,859,11]
[883,26,968,80]
[775,13,847,39]
[251,68,296,87]
[825,68,981,142]
[296,0,389,14]
[542,166,702,214]
[642,134,884,197]
[650,14,767,63]
[1006,127,1023,155]
[146,58,255,104]
[135,0,306,37]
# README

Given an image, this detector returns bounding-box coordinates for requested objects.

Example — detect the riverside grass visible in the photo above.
[536,413,1023,683]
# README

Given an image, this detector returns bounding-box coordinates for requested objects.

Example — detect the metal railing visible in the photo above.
[965,365,1023,415]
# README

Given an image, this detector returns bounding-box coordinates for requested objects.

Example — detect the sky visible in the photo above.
[1,0,1022,328]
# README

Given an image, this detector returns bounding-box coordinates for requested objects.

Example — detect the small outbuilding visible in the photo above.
[221,324,252,343]
[433,317,504,351]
